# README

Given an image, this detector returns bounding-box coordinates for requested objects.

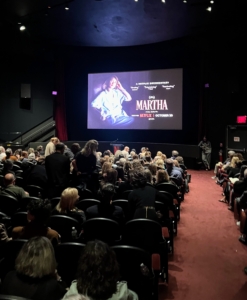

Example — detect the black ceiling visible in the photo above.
[0,0,245,48]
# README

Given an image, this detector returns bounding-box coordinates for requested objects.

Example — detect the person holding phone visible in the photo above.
[91,76,134,126]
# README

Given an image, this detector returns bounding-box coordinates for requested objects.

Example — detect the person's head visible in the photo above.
[4,173,15,186]
[176,156,184,164]
[104,168,117,184]
[5,148,12,158]
[15,237,56,279]
[82,140,98,156]
[3,159,13,171]
[228,150,235,157]
[166,159,174,169]
[51,137,59,145]
[0,146,5,154]
[156,158,165,169]
[27,199,52,225]
[156,169,170,183]
[124,160,132,173]
[22,151,28,158]
[148,163,157,176]
[76,240,119,300]
[156,151,162,157]
[34,150,40,158]
[71,143,81,155]
[230,156,240,168]
[143,169,152,183]
[203,136,207,142]
[55,143,65,153]
[100,183,115,204]
[235,153,244,161]
[132,159,143,171]
[102,161,112,174]
[28,153,35,160]
[141,147,146,153]
[172,150,179,158]
[124,146,129,153]
[118,158,126,166]
[103,76,119,91]
[36,145,43,152]
[161,154,167,161]
[121,150,129,159]
[57,188,79,213]
[28,148,34,155]
[130,169,147,188]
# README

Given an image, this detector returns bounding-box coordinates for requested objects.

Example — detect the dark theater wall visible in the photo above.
[0,53,54,142]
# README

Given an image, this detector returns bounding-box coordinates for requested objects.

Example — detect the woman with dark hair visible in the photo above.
[63,240,138,300]
[2,236,66,300]
[75,140,99,174]
[128,169,166,220]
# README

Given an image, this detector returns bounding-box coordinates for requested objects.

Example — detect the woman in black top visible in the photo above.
[1,236,66,300]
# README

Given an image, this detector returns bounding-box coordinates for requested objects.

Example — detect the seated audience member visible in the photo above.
[128,169,167,220]
[123,160,132,175]
[20,150,28,162]
[71,143,81,157]
[100,168,118,187]
[143,169,153,185]
[132,159,143,171]
[231,170,247,217]
[139,147,147,158]
[86,183,124,225]
[171,150,179,160]
[53,187,86,225]
[28,152,36,161]
[176,156,186,167]
[22,158,48,190]
[0,146,6,161]
[36,145,45,156]
[173,160,184,174]
[116,158,126,181]
[216,150,235,174]
[165,159,183,186]
[101,161,113,177]
[155,169,171,185]
[118,169,134,196]
[14,149,22,160]
[156,158,165,170]
[148,163,157,184]
[0,159,15,176]
[2,236,66,300]
[28,147,35,155]
[2,148,18,162]
[0,173,29,201]
[12,198,60,244]
[64,240,138,300]
[45,137,59,157]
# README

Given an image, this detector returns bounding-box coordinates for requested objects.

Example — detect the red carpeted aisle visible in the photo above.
[159,170,247,300]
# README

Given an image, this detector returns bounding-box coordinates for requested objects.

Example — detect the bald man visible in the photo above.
[0,173,29,201]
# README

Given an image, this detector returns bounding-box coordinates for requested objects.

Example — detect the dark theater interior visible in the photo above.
[0,0,247,299]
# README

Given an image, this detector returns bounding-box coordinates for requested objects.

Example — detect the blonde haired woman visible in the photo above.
[156,158,165,169]
[54,188,86,225]
[2,236,66,299]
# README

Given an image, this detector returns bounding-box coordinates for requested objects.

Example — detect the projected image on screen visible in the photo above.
[87,69,182,130]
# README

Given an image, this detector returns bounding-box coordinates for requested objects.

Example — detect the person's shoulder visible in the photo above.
[86,205,98,214]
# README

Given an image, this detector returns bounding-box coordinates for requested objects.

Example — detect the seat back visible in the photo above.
[25,185,44,198]
[112,199,129,220]
[155,182,178,198]
[157,191,174,208]
[76,199,100,211]
[121,190,133,200]
[0,239,28,280]
[82,218,120,245]
[111,245,154,300]
[48,215,79,242]
[11,212,28,228]
[15,176,24,188]
[77,188,93,200]
[50,197,61,209]
[123,219,164,253]
[55,242,85,286]
[0,295,31,300]
[0,194,19,216]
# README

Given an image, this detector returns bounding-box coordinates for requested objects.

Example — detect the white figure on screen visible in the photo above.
[91,76,134,126]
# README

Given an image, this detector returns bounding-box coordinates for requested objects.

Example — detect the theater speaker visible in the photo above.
[20,83,31,110]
